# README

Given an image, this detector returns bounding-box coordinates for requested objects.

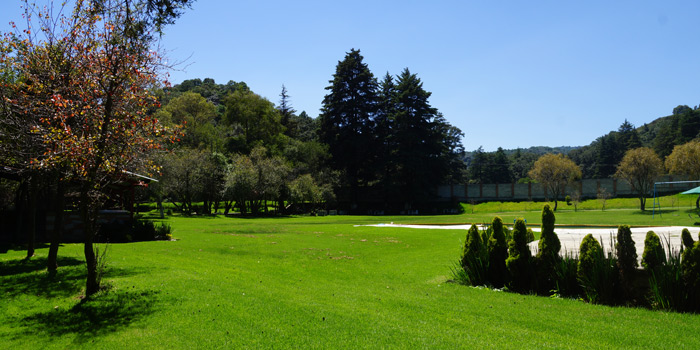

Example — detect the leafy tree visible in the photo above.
[614,147,663,211]
[158,91,219,149]
[665,141,700,208]
[1,0,183,295]
[222,154,256,214]
[319,49,378,204]
[160,149,211,215]
[224,89,284,154]
[528,154,582,211]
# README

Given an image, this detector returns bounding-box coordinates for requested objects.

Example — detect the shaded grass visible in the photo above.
[1,213,700,348]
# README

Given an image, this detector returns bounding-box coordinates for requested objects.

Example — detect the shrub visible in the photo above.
[537,204,560,259]
[681,242,700,311]
[526,228,535,243]
[681,228,694,250]
[537,204,561,294]
[578,234,619,305]
[565,195,572,205]
[649,236,688,312]
[552,252,580,298]
[460,224,488,286]
[642,231,666,271]
[506,218,532,293]
[487,217,508,288]
[615,225,637,293]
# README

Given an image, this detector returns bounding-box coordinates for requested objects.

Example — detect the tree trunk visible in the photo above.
[640,197,646,211]
[157,193,164,219]
[553,199,558,211]
[80,185,99,297]
[14,180,27,244]
[696,194,699,210]
[25,176,38,259]
[47,179,65,273]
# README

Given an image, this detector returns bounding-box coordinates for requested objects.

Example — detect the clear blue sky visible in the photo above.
[3,1,700,152]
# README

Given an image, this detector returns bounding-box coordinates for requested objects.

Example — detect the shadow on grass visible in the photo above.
[0,243,51,254]
[0,256,82,276]
[1,257,148,299]
[19,289,160,342]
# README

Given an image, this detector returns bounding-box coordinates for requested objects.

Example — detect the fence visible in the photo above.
[436,176,695,202]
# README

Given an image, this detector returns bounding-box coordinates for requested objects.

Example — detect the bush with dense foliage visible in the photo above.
[460,224,488,286]
[615,225,637,295]
[506,218,532,292]
[682,242,700,311]
[642,231,666,271]
[487,217,508,288]
[536,204,561,293]
[682,228,695,250]
[577,234,619,304]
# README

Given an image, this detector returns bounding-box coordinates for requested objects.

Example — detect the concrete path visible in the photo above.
[365,223,700,262]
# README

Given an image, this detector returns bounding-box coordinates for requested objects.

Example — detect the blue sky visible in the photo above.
[2,1,700,152]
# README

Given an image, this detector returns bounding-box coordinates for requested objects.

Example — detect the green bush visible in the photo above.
[615,225,637,294]
[537,204,560,259]
[682,228,694,250]
[553,252,580,298]
[487,216,508,288]
[536,204,561,294]
[649,237,688,312]
[506,218,532,293]
[578,234,619,305]
[460,224,488,286]
[642,231,666,271]
[681,242,700,311]
[526,228,535,243]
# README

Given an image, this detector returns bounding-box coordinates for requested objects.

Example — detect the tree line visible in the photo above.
[149,49,466,214]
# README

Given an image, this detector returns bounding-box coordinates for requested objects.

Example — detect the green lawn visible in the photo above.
[2,203,700,349]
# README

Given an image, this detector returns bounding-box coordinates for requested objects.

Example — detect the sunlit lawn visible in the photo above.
[2,198,700,349]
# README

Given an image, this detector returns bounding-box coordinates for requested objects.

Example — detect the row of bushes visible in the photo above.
[455,204,700,313]
[97,219,173,243]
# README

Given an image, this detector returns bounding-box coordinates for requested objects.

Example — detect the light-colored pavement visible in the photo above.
[365,223,700,262]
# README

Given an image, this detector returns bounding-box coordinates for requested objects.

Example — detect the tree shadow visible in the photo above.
[0,256,82,276]
[1,257,148,299]
[18,289,160,343]
[0,243,51,254]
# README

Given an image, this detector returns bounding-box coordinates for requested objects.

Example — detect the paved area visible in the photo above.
[365,223,700,262]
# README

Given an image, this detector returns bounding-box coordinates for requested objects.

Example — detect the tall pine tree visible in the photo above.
[319,49,378,205]
[390,68,462,206]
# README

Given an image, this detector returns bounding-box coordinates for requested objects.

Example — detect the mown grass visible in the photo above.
[2,205,700,349]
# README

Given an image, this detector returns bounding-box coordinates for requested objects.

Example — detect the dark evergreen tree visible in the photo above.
[487,216,509,288]
[375,73,397,204]
[279,84,298,138]
[390,68,462,205]
[491,147,512,183]
[468,146,488,183]
[319,49,378,205]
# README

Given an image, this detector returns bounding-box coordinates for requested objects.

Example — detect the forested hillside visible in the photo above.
[464,105,700,183]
